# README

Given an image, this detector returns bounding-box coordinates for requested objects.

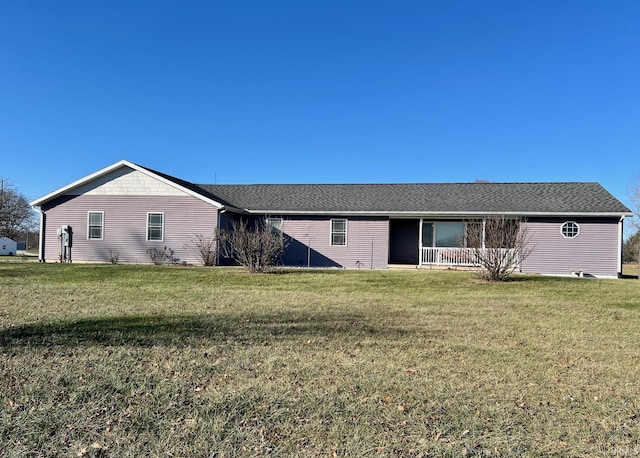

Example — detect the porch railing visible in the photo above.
[421,247,518,267]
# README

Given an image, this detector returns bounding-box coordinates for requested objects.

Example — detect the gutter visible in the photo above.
[241,210,634,218]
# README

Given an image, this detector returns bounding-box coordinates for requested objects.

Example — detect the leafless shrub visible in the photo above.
[190,234,217,266]
[464,216,532,281]
[109,249,120,265]
[217,218,289,273]
[147,246,179,265]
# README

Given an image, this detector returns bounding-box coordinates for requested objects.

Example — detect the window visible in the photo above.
[465,221,483,249]
[266,217,283,235]
[331,219,347,246]
[435,222,465,247]
[561,221,579,238]
[422,222,434,247]
[147,213,164,241]
[422,221,466,248]
[88,212,104,240]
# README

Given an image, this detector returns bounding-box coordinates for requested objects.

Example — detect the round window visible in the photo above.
[561,221,579,238]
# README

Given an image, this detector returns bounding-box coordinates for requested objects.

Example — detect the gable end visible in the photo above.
[71,167,189,197]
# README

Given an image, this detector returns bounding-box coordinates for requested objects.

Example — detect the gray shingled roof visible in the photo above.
[195,182,631,215]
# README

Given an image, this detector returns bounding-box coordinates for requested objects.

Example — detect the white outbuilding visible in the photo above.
[0,237,18,256]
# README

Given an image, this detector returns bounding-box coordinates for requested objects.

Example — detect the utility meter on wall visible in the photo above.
[57,225,73,262]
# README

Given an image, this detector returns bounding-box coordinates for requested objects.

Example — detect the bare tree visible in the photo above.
[629,175,640,231]
[464,216,532,281]
[0,179,35,240]
[623,231,640,264]
[217,218,289,273]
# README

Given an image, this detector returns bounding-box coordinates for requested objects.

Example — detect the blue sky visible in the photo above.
[1,1,639,222]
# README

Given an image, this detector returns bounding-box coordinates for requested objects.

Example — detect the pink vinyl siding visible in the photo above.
[521,217,621,277]
[41,195,218,264]
[280,216,389,269]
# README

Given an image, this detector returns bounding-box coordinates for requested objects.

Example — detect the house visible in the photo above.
[0,237,18,256]
[30,160,632,277]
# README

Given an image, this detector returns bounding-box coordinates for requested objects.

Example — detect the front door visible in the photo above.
[389,219,420,264]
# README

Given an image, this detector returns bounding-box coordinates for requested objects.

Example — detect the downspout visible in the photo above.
[618,216,624,277]
[32,206,44,262]
[370,238,374,270]
[216,208,226,266]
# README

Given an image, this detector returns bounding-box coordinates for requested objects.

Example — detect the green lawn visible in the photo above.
[1,264,639,457]
[623,264,639,277]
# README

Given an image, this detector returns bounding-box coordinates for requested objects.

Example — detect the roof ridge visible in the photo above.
[201,181,601,187]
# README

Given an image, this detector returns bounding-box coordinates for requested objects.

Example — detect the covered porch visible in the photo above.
[388,218,517,268]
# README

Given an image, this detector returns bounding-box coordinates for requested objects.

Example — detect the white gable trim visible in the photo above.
[30,160,224,209]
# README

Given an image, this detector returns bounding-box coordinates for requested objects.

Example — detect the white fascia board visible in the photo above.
[244,210,634,218]
[30,160,224,209]
[514,211,635,218]
[30,160,131,206]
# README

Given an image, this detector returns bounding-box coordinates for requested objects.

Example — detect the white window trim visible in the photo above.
[266,216,283,234]
[330,218,347,246]
[147,212,165,242]
[561,221,580,239]
[422,220,468,248]
[87,211,104,240]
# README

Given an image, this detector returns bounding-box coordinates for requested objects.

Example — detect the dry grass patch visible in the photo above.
[1,264,639,456]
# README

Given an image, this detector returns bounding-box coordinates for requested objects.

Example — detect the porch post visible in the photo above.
[482,219,486,250]
[418,218,423,264]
